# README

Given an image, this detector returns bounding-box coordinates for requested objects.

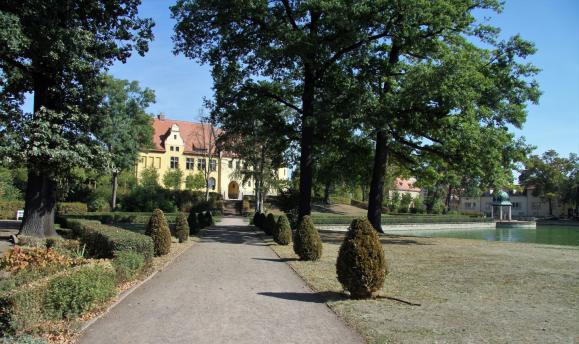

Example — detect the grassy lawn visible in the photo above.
[268,232,579,343]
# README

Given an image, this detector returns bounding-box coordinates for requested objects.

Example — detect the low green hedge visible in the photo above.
[311,214,492,225]
[0,262,115,334]
[0,200,24,220]
[62,218,154,263]
[63,212,182,225]
[0,201,87,220]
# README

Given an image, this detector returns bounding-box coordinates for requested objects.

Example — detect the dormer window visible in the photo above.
[174,134,177,139]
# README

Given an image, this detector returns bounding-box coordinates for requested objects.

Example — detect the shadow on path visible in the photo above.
[252,257,300,263]
[258,291,347,304]
[200,225,268,246]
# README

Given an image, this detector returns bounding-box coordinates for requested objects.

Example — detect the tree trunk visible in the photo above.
[323,180,331,205]
[367,130,389,233]
[361,184,368,202]
[298,65,315,220]
[19,169,58,237]
[548,198,553,216]
[445,185,453,212]
[111,172,118,210]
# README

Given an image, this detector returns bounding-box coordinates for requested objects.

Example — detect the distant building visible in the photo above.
[135,115,288,200]
[390,177,422,200]
[457,187,563,218]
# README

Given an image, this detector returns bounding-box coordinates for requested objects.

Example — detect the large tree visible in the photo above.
[96,74,155,209]
[519,150,575,216]
[0,1,153,237]
[171,0,467,219]
[359,29,539,230]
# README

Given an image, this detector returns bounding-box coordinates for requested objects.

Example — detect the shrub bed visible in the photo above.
[0,261,115,334]
[56,202,88,216]
[112,250,146,283]
[0,200,24,220]
[62,218,154,263]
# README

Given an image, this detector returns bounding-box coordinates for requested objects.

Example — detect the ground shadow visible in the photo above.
[252,257,299,263]
[311,204,346,215]
[319,232,433,246]
[257,291,347,303]
[200,226,267,246]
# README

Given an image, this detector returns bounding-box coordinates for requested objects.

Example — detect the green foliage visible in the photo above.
[163,169,184,190]
[185,173,206,190]
[293,216,322,261]
[112,250,146,283]
[274,215,292,245]
[175,212,189,243]
[140,167,160,188]
[264,213,276,236]
[44,264,116,319]
[145,209,172,256]
[56,202,88,216]
[188,210,200,234]
[0,334,47,344]
[0,167,22,201]
[0,200,24,220]
[0,262,115,333]
[337,218,387,299]
[88,197,111,212]
[63,218,154,263]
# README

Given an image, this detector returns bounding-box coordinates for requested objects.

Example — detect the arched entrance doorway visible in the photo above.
[228,181,240,200]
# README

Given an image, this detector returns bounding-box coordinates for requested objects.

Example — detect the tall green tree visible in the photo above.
[96,74,155,209]
[163,169,184,190]
[0,1,153,237]
[519,150,575,216]
[172,0,470,220]
[185,173,206,191]
[358,26,539,230]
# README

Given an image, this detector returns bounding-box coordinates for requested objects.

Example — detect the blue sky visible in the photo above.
[28,0,579,157]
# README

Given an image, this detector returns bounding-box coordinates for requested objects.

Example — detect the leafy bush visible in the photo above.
[112,250,145,283]
[293,216,322,261]
[0,262,115,333]
[0,246,83,273]
[188,210,199,234]
[197,212,206,228]
[258,213,266,229]
[45,263,116,319]
[63,219,154,263]
[0,200,24,220]
[88,197,111,212]
[264,213,276,235]
[274,215,292,245]
[175,212,189,243]
[336,218,387,299]
[120,186,177,213]
[205,211,214,226]
[145,209,172,256]
[56,202,87,216]
[253,212,262,228]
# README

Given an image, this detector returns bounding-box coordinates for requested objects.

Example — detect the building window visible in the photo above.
[197,159,206,171]
[512,202,520,209]
[170,157,179,169]
[174,134,177,139]
[248,180,251,187]
[176,146,179,152]
[465,202,477,209]
[156,157,161,168]
[210,159,217,172]
[170,146,174,151]
[186,158,194,170]
[228,160,233,168]
[208,177,216,190]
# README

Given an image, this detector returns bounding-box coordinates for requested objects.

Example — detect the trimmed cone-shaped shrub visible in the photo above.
[205,211,215,226]
[252,212,260,226]
[175,212,189,243]
[293,215,322,261]
[145,209,172,256]
[337,217,387,299]
[188,211,200,234]
[274,215,292,245]
[264,213,276,235]
[258,213,266,229]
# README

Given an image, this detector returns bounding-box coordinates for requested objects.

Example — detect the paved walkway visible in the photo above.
[80,217,362,344]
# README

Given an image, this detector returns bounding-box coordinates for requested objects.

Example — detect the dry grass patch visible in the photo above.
[269,232,579,344]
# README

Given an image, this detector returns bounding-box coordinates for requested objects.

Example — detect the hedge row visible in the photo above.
[62,218,154,263]
[0,201,87,220]
[0,261,116,334]
[62,210,223,225]
[311,215,493,225]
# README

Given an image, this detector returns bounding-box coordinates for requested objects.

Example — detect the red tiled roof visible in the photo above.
[151,117,223,154]
[393,178,421,192]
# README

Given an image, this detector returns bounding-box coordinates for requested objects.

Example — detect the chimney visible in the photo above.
[157,112,165,120]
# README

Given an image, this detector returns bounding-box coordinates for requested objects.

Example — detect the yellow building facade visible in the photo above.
[135,115,288,199]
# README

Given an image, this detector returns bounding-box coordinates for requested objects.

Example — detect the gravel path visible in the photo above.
[79,217,362,344]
